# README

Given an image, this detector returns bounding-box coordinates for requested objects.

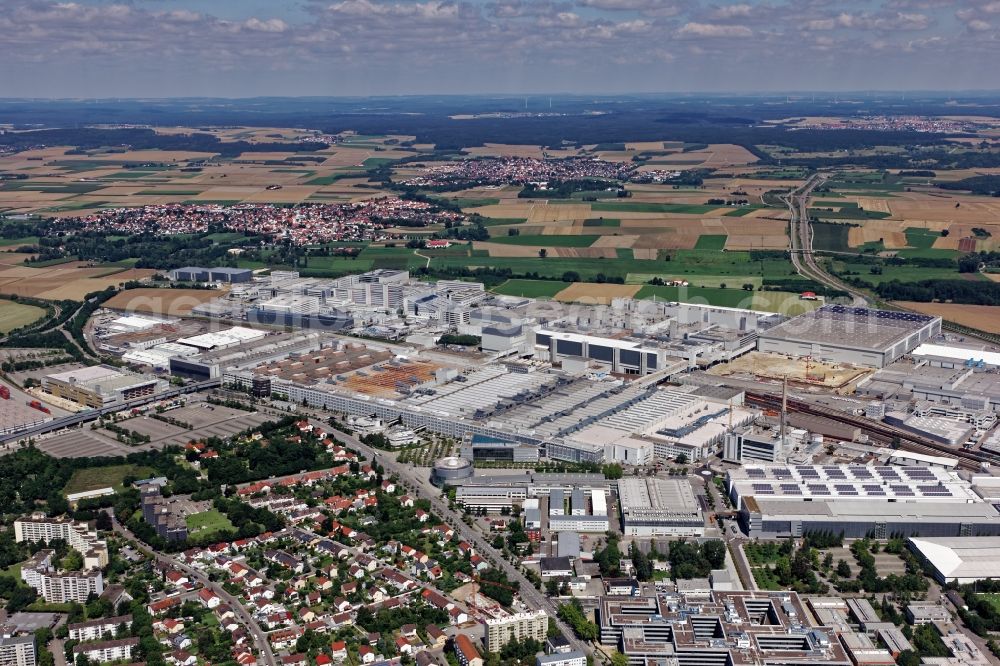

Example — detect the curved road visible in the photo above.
[304,415,593,655]
[781,174,871,307]
[112,518,278,666]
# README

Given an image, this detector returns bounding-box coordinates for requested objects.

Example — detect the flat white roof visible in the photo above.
[111,315,164,330]
[909,537,1000,581]
[178,326,267,349]
[911,343,1000,368]
[47,366,121,383]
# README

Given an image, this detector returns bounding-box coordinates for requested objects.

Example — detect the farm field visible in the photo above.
[0,298,46,333]
[553,282,641,304]
[488,234,600,247]
[102,287,226,315]
[491,279,566,299]
[0,260,156,300]
[893,301,1000,334]
[63,463,156,496]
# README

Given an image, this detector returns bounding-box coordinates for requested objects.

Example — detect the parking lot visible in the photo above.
[33,403,272,458]
[35,429,138,458]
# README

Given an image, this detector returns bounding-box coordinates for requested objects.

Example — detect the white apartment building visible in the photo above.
[485,611,548,653]
[68,615,132,642]
[20,551,104,603]
[72,638,138,664]
[0,635,36,666]
[14,514,108,568]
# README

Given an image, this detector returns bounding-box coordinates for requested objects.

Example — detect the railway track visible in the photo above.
[745,390,990,472]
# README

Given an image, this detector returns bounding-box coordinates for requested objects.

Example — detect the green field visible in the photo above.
[0,236,39,247]
[186,509,235,537]
[305,172,364,186]
[489,235,600,248]
[809,207,891,221]
[478,217,528,227]
[635,284,759,308]
[895,227,959,259]
[0,299,46,334]
[811,222,853,253]
[724,207,764,217]
[452,197,501,208]
[361,157,398,168]
[626,274,762,288]
[182,199,242,206]
[491,279,566,298]
[591,202,720,214]
[63,464,155,496]
[136,190,203,196]
[582,218,621,227]
[694,235,728,251]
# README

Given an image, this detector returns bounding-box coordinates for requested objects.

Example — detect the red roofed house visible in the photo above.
[454,635,482,666]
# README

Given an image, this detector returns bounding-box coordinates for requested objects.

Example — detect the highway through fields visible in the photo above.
[782,174,871,307]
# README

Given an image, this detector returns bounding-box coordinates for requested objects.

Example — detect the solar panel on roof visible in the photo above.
[780,484,800,493]
[808,484,830,494]
[835,484,855,492]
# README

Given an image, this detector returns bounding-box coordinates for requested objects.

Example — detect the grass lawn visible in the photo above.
[0,299,46,334]
[591,202,720,214]
[185,509,235,537]
[0,561,27,588]
[694,235,728,251]
[904,227,941,249]
[63,464,155,496]
[491,279,566,298]
[981,593,1000,614]
[489,235,599,248]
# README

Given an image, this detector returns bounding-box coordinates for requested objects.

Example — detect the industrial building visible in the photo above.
[168,266,252,283]
[547,488,610,532]
[598,591,852,666]
[617,478,705,537]
[757,306,941,368]
[533,329,687,377]
[859,358,1000,414]
[431,456,474,486]
[726,464,1000,538]
[908,537,1000,585]
[43,365,164,409]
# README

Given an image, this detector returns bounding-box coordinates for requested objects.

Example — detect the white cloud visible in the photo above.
[710,3,753,19]
[968,18,992,30]
[677,21,752,36]
[243,18,288,33]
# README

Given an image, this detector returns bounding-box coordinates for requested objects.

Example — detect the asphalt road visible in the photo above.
[301,414,594,656]
[112,519,278,666]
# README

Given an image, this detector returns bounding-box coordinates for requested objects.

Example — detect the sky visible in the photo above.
[0,0,998,98]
